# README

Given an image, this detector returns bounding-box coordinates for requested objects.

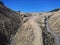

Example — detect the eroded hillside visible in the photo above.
[0,2,21,45]
[0,2,60,45]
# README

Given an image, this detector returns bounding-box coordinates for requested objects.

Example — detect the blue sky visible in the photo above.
[2,0,60,12]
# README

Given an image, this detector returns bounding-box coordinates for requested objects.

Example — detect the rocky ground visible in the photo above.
[0,2,60,45]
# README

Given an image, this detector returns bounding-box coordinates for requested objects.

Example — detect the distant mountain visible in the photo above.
[50,8,60,12]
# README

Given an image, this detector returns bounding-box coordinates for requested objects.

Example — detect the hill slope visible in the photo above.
[0,2,60,45]
[0,2,21,45]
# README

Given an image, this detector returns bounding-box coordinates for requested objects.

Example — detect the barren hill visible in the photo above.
[0,2,60,45]
[0,2,21,45]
